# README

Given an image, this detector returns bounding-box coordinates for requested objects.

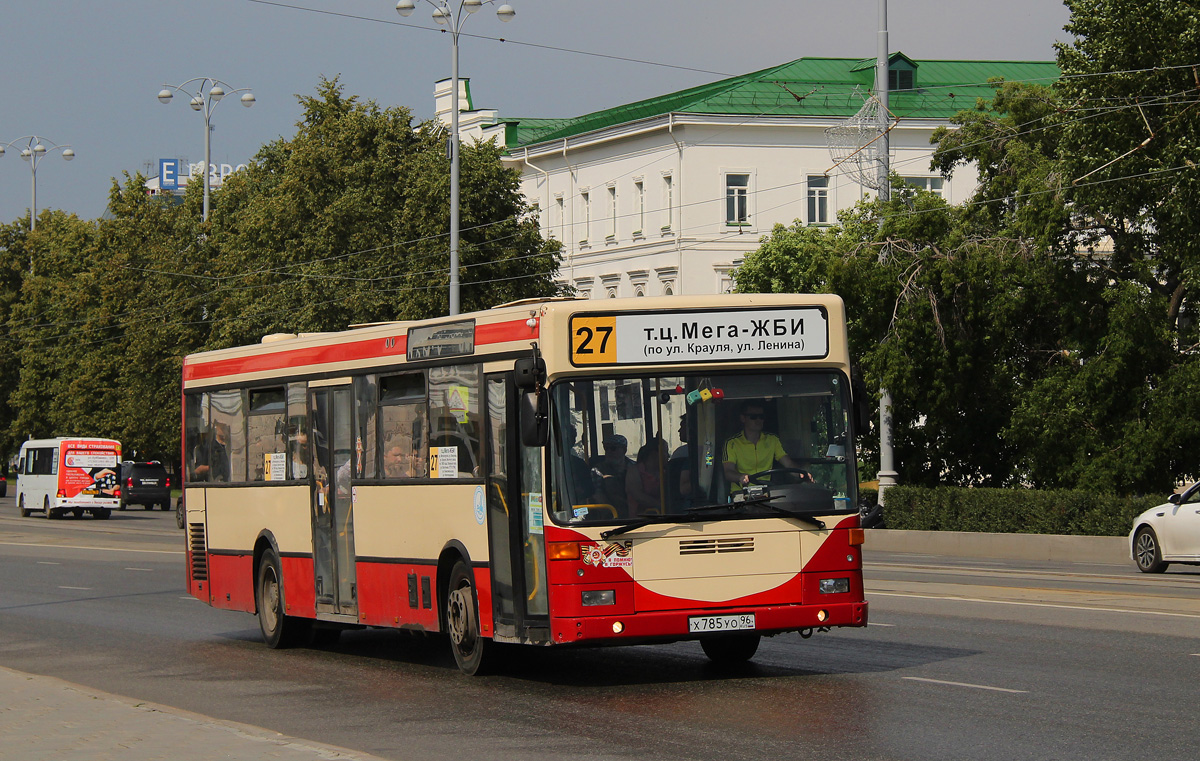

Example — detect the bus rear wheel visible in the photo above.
[700,633,761,665]
[43,497,56,519]
[445,560,490,675]
[256,549,310,648]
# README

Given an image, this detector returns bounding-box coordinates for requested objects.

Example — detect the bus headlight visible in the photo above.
[819,577,849,594]
[582,589,615,606]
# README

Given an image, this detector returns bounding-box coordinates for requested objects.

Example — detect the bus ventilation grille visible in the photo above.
[679,537,754,555]
[188,523,208,581]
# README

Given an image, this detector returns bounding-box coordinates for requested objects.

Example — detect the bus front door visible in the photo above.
[485,375,549,642]
[309,385,358,618]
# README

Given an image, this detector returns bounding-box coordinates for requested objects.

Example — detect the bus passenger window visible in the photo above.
[203,389,244,482]
[379,373,427,480]
[247,388,287,481]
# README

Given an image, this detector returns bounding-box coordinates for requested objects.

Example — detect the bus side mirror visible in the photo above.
[520,392,548,447]
[514,356,545,391]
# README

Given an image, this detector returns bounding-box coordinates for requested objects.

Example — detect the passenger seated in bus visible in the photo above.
[589,434,633,514]
[382,439,411,478]
[290,431,310,479]
[723,401,807,493]
[190,423,231,482]
[562,425,594,505]
[668,414,693,510]
[626,439,668,515]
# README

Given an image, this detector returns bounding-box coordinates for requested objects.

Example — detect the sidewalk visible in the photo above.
[0,666,387,761]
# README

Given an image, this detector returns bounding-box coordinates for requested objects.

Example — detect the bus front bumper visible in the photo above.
[550,600,868,645]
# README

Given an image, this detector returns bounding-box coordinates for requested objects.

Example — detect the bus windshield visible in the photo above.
[549,371,857,525]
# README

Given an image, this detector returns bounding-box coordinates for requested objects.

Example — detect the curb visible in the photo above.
[865,528,1129,565]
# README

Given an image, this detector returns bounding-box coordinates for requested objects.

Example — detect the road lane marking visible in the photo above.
[870,591,1200,619]
[124,568,154,572]
[870,622,896,627]
[903,677,1027,694]
[58,586,92,591]
[36,561,60,565]
[0,541,180,555]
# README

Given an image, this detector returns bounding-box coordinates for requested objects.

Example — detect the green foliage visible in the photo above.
[881,485,1160,537]
[204,76,563,347]
[738,2,1200,496]
[0,77,563,466]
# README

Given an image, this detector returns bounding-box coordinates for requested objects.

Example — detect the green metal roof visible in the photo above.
[501,54,1059,150]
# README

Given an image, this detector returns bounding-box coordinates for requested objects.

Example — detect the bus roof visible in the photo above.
[183,293,848,390]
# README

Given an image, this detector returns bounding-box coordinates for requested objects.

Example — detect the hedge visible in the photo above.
[877,485,1163,537]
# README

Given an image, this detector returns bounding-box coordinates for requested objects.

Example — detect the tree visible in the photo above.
[204,76,563,348]
[737,185,1087,488]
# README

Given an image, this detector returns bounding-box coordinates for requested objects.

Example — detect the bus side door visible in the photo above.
[485,374,549,642]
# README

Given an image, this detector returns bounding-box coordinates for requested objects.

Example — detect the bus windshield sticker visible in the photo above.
[407,321,475,361]
[432,446,459,478]
[527,493,544,534]
[447,386,470,423]
[264,452,286,481]
[570,307,828,365]
[582,541,633,568]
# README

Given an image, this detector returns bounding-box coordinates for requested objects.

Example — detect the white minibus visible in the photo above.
[16,438,123,519]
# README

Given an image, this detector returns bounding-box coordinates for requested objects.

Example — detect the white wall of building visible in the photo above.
[455,80,978,299]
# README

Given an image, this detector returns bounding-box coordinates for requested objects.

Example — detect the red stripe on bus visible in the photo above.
[183,318,537,381]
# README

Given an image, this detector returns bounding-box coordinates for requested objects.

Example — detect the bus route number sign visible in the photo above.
[570,308,828,366]
[571,316,617,364]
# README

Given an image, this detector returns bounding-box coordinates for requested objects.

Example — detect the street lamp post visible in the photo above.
[157,78,255,223]
[0,136,75,231]
[395,0,515,316]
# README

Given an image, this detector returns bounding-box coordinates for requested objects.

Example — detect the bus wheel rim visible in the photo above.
[262,568,280,631]
[448,586,474,648]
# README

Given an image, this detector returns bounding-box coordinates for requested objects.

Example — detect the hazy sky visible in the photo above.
[0,1,1073,222]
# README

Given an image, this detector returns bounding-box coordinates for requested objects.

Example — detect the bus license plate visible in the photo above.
[688,613,755,633]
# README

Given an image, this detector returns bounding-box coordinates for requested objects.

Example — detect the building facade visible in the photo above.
[457,54,1059,298]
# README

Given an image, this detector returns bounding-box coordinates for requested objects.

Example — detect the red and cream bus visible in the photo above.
[181,294,868,673]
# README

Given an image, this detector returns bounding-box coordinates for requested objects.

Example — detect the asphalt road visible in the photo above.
[1,495,1197,761]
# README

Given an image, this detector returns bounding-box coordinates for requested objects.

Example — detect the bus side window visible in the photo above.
[379,373,427,479]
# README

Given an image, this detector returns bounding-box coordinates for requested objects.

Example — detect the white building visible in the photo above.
[455,54,1058,298]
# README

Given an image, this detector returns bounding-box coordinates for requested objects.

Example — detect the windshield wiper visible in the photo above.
[696,496,827,529]
[601,497,825,539]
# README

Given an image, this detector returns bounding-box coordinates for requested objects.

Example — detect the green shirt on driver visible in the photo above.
[723,432,787,493]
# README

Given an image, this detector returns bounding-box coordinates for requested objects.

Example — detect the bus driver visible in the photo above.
[722,401,806,493]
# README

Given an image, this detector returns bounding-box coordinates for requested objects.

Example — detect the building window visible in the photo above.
[807,175,829,225]
[662,175,673,231]
[889,68,914,91]
[552,196,563,239]
[634,181,645,235]
[725,173,750,225]
[607,186,617,241]
[580,191,590,244]
[903,176,944,197]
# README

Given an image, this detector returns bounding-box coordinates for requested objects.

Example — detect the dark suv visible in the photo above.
[118,461,173,511]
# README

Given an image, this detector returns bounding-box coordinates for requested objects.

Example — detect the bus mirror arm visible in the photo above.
[514,343,546,392]
[520,391,548,447]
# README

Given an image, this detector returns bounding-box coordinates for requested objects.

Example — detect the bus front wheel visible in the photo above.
[256,549,310,648]
[700,633,761,665]
[446,560,490,675]
[19,495,31,518]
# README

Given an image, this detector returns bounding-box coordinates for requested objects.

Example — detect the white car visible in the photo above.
[1130,482,1200,573]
